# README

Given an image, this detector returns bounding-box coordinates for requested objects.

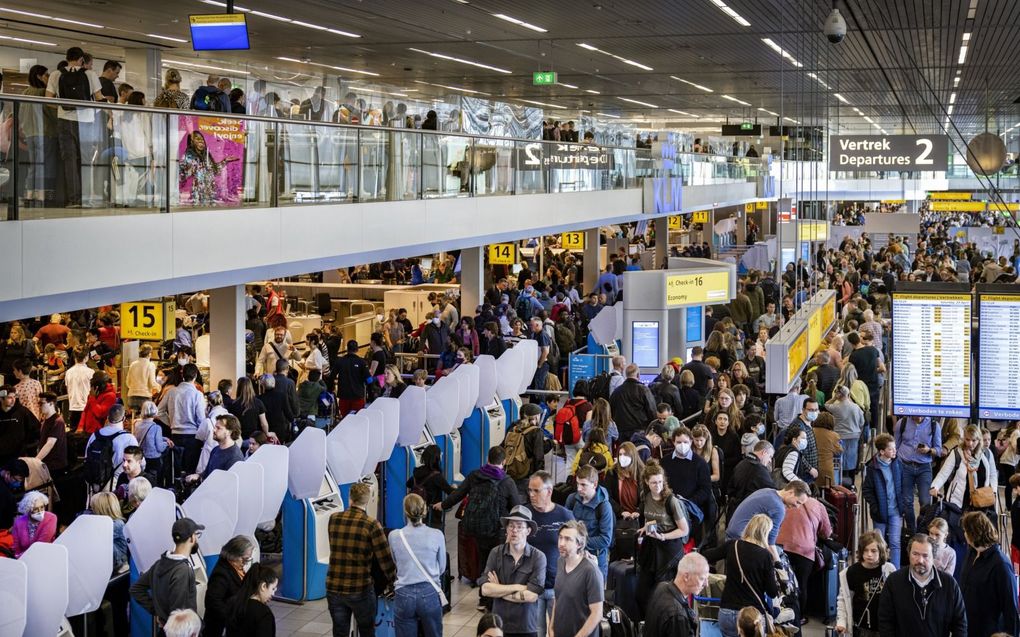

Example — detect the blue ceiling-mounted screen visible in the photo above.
[189,14,250,51]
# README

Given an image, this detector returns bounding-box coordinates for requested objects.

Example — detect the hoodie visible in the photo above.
[129,551,197,622]
[565,485,614,579]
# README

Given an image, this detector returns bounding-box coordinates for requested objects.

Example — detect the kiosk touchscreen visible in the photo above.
[21,541,69,637]
[461,355,506,475]
[0,557,28,637]
[280,427,337,602]
[56,514,114,617]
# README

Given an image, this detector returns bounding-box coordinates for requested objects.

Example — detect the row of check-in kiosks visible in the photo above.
[0,340,544,637]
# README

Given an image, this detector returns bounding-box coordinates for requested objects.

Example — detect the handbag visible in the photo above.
[397,529,449,606]
[966,461,996,509]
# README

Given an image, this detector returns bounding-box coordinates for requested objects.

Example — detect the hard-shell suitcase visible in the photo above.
[606,559,639,623]
[807,549,847,622]
[457,523,481,582]
[824,484,858,549]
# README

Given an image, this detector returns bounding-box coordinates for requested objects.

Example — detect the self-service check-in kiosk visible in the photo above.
[426,373,461,486]
[449,364,479,478]
[461,355,506,476]
[495,346,524,425]
[229,460,265,538]
[0,554,28,636]
[248,443,290,528]
[183,469,240,573]
[366,397,403,526]
[382,387,427,526]
[20,540,70,637]
[57,513,115,635]
[280,427,338,602]
[126,487,179,637]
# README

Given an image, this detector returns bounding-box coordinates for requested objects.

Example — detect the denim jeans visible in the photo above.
[718,608,739,637]
[327,588,377,637]
[875,512,903,566]
[898,461,933,531]
[841,437,860,473]
[536,588,555,637]
[394,582,442,637]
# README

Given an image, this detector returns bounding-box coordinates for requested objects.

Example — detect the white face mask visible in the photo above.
[756,424,765,436]
[432,317,441,326]
[618,455,632,468]
[30,511,45,522]
[676,442,691,456]
[178,357,188,366]
[796,438,808,451]
[41,402,55,417]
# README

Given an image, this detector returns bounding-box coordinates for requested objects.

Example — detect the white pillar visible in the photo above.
[583,227,601,294]
[209,285,245,387]
[461,247,484,315]
[124,48,162,101]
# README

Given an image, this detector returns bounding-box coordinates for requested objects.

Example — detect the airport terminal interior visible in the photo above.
[1,0,1020,635]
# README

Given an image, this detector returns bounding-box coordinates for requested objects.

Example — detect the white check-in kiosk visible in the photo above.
[426,373,462,485]
[248,443,289,528]
[516,339,540,397]
[461,355,506,476]
[362,408,385,515]
[21,541,69,637]
[449,364,479,479]
[280,427,336,602]
[126,487,177,637]
[183,469,240,573]
[382,386,428,525]
[58,514,114,633]
[496,346,525,424]
[0,557,28,636]
[368,397,407,526]
[332,411,371,506]
[230,460,265,538]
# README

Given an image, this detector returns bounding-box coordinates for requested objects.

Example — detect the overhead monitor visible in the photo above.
[189,14,251,51]
[631,321,660,368]
[977,290,1020,419]
[686,306,702,343]
[891,286,972,418]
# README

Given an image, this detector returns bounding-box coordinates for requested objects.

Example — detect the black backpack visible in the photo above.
[84,430,129,489]
[589,371,612,403]
[58,67,94,109]
[191,85,227,112]
[515,295,534,322]
[462,476,504,538]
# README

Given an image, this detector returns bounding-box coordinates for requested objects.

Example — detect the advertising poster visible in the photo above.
[177,115,246,206]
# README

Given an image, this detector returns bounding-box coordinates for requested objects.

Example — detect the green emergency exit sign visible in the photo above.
[533,71,558,85]
[740,122,754,131]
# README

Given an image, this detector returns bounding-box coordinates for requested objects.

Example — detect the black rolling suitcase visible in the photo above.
[606,559,639,623]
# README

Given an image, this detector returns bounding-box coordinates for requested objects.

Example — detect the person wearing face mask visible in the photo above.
[421,310,451,373]
[205,535,256,637]
[774,427,814,488]
[12,490,57,557]
[130,517,204,627]
[661,427,713,545]
[788,398,821,481]
[35,391,68,475]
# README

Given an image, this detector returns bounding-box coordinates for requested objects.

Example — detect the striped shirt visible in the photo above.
[326,506,396,595]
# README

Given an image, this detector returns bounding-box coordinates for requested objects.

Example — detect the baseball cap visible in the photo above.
[0,385,13,397]
[520,403,542,418]
[171,517,205,543]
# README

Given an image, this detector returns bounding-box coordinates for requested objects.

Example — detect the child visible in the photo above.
[928,517,956,576]
[836,530,897,636]
[298,370,327,424]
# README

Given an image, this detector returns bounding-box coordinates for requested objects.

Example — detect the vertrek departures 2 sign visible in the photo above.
[828,134,948,171]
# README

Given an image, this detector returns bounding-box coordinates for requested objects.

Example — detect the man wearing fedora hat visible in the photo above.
[482,505,547,637]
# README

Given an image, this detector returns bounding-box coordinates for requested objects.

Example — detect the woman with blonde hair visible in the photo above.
[90,491,128,572]
[388,494,447,637]
[153,68,190,109]
[714,513,780,637]
[691,424,721,485]
[381,364,407,399]
[931,424,998,515]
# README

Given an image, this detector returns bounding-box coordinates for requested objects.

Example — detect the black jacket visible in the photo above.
[649,380,683,418]
[644,580,699,637]
[609,378,657,441]
[439,466,522,530]
[878,567,967,637]
[726,455,775,518]
[334,353,370,400]
[129,553,197,622]
[960,545,1019,637]
[661,452,713,517]
[273,373,299,419]
[204,559,244,636]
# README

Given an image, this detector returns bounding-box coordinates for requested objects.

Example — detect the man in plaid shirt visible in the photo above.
[327,481,396,637]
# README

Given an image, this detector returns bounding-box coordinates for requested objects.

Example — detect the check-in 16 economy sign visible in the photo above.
[828,135,948,171]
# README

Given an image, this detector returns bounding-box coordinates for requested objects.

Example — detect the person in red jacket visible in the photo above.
[81,371,117,434]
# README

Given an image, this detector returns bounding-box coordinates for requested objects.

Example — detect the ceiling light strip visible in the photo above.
[618,97,659,108]
[708,0,751,26]
[275,56,378,76]
[408,47,512,74]
[492,13,547,33]
[198,0,360,37]
[670,76,713,92]
[576,43,653,71]
[761,38,803,67]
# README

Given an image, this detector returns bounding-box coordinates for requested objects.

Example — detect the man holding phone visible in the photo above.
[893,415,942,533]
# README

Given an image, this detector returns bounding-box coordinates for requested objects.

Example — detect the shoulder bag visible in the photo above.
[966,453,996,509]
[734,541,787,637]
[397,529,449,606]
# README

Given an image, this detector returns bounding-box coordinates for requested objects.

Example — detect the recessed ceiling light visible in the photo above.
[291,20,327,30]
[0,8,104,28]
[413,79,490,96]
[0,34,56,46]
[199,1,359,36]
[761,38,803,67]
[585,89,601,94]
[492,13,547,33]
[833,93,850,104]
[559,82,578,89]
[947,104,955,115]
[249,9,290,22]
[53,17,103,28]
[618,97,659,108]
[783,116,800,124]
[757,107,779,117]
[0,8,50,18]
[596,112,620,118]
[164,59,249,75]
[949,92,957,104]
[519,99,568,109]
[408,47,512,74]
[576,43,653,71]
[668,109,699,117]
[346,86,408,98]
[721,94,751,106]
[147,33,189,43]
[670,76,713,92]
[708,0,751,26]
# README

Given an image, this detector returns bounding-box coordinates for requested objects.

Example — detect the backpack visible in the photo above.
[58,67,94,108]
[84,430,130,489]
[554,400,584,445]
[577,448,608,473]
[191,86,227,112]
[462,476,504,537]
[503,424,538,480]
[675,494,704,525]
[515,295,534,322]
[410,470,438,501]
[589,372,612,403]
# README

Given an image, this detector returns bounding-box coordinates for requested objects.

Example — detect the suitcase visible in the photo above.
[610,519,639,562]
[606,559,640,623]
[552,480,574,506]
[807,548,846,622]
[457,523,481,582]
[601,602,638,637]
[824,485,857,549]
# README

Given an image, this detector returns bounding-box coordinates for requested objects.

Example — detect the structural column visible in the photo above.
[735,209,747,245]
[460,247,484,316]
[124,48,162,101]
[209,285,245,386]
[583,227,601,294]
[654,217,668,269]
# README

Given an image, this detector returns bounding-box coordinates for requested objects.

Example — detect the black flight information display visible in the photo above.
[978,293,1020,419]
[891,291,971,418]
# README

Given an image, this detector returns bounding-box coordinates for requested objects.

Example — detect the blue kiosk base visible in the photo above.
[383,446,414,528]
[460,407,489,477]
[279,491,328,601]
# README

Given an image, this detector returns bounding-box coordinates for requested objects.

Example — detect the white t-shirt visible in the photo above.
[46,67,103,122]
